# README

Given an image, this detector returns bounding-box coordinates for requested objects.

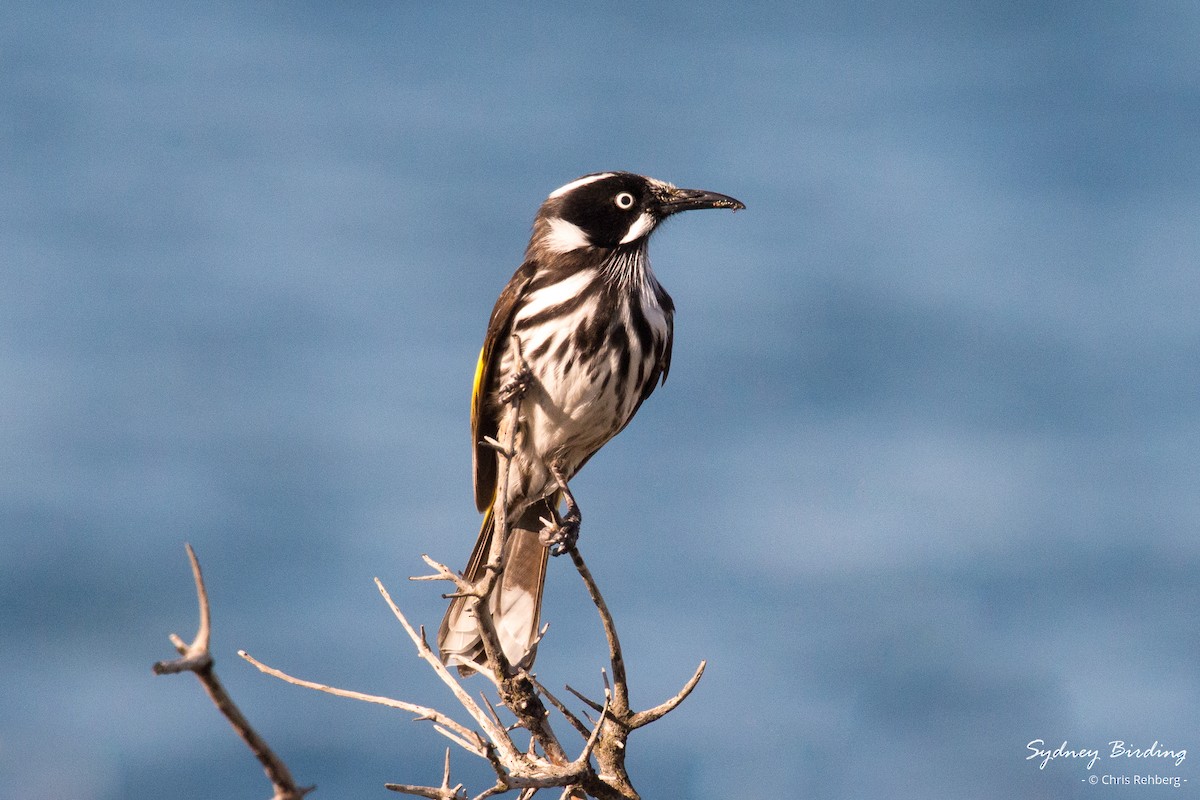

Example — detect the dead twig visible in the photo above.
[528,676,590,740]
[385,749,467,799]
[375,578,522,762]
[238,649,487,756]
[629,660,707,729]
[153,544,314,800]
[565,547,629,715]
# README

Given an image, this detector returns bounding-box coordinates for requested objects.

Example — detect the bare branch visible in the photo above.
[431,723,486,754]
[386,784,467,800]
[560,543,709,799]
[153,544,212,673]
[470,785,509,800]
[481,435,513,458]
[479,691,506,732]
[410,555,474,590]
[629,660,707,729]
[563,684,604,715]
[375,578,521,762]
[153,544,313,800]
[238,650,485,756]
[574,700,610,768]
[385,749,468,799]
[564,547,629,715]
[495,668,568,766]
[528,676,590,740]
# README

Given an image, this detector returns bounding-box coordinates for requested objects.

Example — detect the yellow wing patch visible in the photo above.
[471,343,488,429]
[471,342,499,512]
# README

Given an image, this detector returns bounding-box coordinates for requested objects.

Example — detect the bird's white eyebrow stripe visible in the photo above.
[548,173,615,199]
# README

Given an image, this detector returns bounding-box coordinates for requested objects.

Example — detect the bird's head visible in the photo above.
[530,172,744,256]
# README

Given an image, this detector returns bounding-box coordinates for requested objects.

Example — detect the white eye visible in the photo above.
[614,192,636,210]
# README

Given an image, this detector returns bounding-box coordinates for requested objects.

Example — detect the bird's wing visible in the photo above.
[472,261,537,512]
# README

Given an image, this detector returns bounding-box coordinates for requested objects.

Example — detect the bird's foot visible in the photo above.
[540,461,582,555]
[498,365,533,405]
[538,512,580,556]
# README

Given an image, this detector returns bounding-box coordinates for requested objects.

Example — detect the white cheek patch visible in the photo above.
[544,217,591,253]
[548,172,615,199]
[619,211,655,244]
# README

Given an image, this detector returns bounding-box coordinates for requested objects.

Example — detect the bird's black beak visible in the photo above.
[655,187,746,217]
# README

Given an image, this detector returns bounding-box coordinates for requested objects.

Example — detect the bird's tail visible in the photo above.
[437,499,555,673]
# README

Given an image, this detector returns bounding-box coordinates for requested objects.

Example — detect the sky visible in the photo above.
[3,2,1198,799]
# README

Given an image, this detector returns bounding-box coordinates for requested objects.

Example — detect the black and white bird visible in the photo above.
[438,172,743,671]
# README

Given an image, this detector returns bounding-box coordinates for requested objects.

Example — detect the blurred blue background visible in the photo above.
[3,2,1198,798]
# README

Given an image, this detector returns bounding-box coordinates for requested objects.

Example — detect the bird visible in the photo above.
[437,171,743,673]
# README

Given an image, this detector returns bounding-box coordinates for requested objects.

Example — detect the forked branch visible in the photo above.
[152,544,313,800]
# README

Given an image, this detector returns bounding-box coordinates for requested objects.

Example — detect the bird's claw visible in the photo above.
[539,515,580,556]
[498,365,533,405]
